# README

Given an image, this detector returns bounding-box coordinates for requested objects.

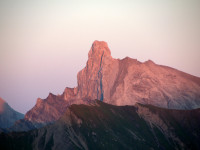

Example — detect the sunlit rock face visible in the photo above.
[24,94,69,123]
[106,57,200,109]
[24,90,88,123]
[24,40,200,124]
[77,40,119,101]
[77,40,200,109]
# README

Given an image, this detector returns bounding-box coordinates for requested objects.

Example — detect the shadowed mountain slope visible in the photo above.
[1,101,200,150]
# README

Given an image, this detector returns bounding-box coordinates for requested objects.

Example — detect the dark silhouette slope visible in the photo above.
[1,101,200,150]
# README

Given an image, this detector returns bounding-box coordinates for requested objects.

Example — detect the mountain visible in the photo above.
[0,97,24,129]
[1,101,200,150]
[24,40,200,124]
[24,89,92,123]
[9,90,92,132]
[77,41,200,109]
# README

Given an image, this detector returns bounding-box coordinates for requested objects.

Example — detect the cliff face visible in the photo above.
[77,41,119,101]
[0,98,24,128]
[77,40,200,109]
[24,40,200,123]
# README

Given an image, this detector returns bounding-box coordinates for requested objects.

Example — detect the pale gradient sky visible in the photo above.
[0,0,200,113]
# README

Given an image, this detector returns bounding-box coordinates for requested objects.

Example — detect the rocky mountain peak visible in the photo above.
[77,40,116,101]
[144,59,155,65]
[24,40,200,125]
[47,93,55,99]
[62,87,77,100]
[36,98,43,105]
[88,40,112,61]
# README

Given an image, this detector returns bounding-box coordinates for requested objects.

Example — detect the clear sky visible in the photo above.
[0,0,200,113]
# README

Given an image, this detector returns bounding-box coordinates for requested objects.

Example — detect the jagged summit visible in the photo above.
[77,41,116,101]
[36,98,43,104]
[88,40,111,59]
[145,59,155,65]
[47,92,55,99]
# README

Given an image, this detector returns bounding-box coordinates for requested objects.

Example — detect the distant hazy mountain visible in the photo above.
[0,97,24,129]
[24,41,200,124]
[1,101,200,150]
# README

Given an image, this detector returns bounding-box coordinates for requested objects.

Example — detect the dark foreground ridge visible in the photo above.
[1,100,200,150]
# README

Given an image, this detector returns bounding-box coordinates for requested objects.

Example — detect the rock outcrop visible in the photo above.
[0,97,24,128]
[24,40,200,124]
[24,88,89,123]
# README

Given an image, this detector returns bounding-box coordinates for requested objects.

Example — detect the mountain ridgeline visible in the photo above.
[24,40,200,124]
[1,101,200,150]
[1,41,200,150]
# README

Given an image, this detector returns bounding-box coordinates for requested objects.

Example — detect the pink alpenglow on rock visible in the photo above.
[25,40,200,123]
